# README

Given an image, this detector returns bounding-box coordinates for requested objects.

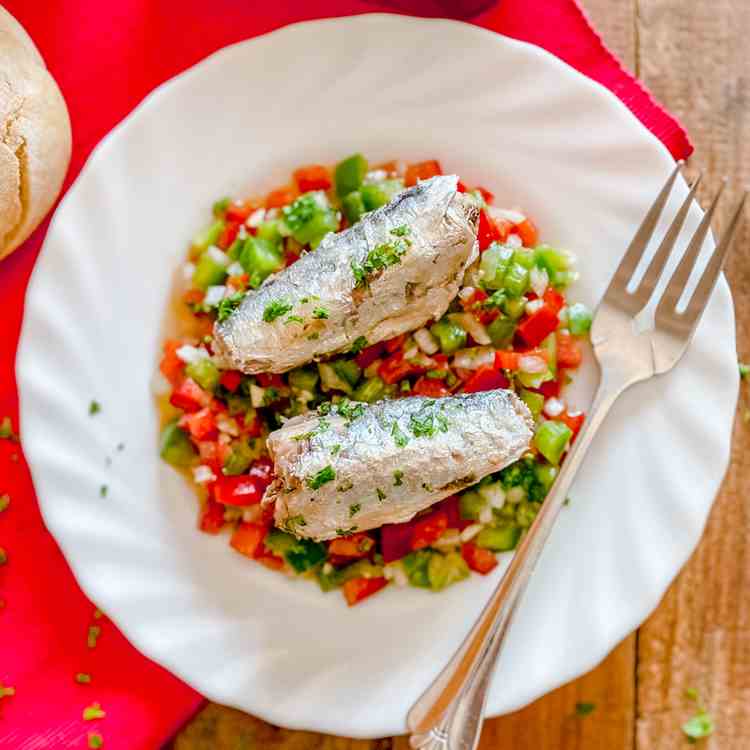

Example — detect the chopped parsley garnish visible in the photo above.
[739,361,749,379]
[263,299,293,322]
[331,444,342,456]
[312,307,330,319]
[285,315,304,325]
[390,224,410,237]
[409,407,449,439]
[262,387,280,406]
[76,673,92,684]
[283,515,307,533]
[337,479,354,493]
[318,402,332,416]
[0,548,7,566]
[87,625,101,649]
[391,421,409,448]
[88,732,104,749]
[99,485,108,498]
[307,465,335,490]
[83,702,106,721]
[292,431,315,442]
[393,470,404,486]
[307,332,320,340]
[0,416,18,441]
[349,503,361,518]
[216,291,245,322]
[350,336,368,355]
[376,488,386,501]
[317,418,330,433]
[351,232,411,287]
[0,495,9,513]
[575,702,596,717]
[421,482,433,491]
[336,399,365,422]
[88,400,101,416]
[335,526,358,536]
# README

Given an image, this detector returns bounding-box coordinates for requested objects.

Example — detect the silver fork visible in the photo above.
[407,164,747,750]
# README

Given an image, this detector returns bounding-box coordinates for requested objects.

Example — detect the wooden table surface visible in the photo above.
[174,1,749,747]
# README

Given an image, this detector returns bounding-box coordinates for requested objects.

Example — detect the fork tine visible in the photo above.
[678,190,747,328]
[654,181,728,320]
[633,173,702,304]
[603,162,683,301]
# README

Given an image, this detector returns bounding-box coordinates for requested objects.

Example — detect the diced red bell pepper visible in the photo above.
[535,379,562,399]
[256,373,285,389]
[412,376,451,398]
[462,366,510,394]
[265,186,297,209]
[543,287,566,314]
[456,180,468,193]
[230,522,268,558]
[160,340,186,387]
[197,440,229,473]
[516,218,539,247]
[516,306,560,348]
[460,288,488,311]
[411,509,448,551]
[257,552,285,571]
[404,160,442,187]
[461,542,498,574]
[375,159,400,175]
[494,350,521,370]
[219,370,243,393]
[198,499,226,535]
[236,412,262,438]
[556,331,582,370]
[328,532,375,561]
[170,377,212,413]
[559,410,585,440]
[248,456,274,485]
[477,209,500,251]
[342,576,388,606]
[381,520,415,563]
[384,333,408,354]
[182,288,205,306]
[179,407,218,441]
[217,221,240,250]
[225,200,256,223]
[355,342,386,369]
[377,351,426,385]
[476,186,495,205]
[436,495,471,531]
[214,474,266,506]
[293,165,332,192]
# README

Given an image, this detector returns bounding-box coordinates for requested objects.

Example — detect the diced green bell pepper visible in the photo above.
[185,358,220,391]
[503,263,530,298]
[512,248,536,269]
[402,549,433,588]
[534,463,558,492]
[317,558,383,591]
[360,180,403,211]
[265,529,326,573]
[534,245,569,285]
[160,420,197,467]
[296,210,339,248]
[288,366,319,393]
[459,490,486,521]
[515,500,541,528]
[487,316,516,348]
[256,220,283,246]
[430,318,467,355]
[222,440,255,476]
[427,552,469,591]
[192,251,228,290]
[533,420,572,465]
[227,237,244,261]
[212,197,231,218]
[318,362,353,394]
[342,191,366,224]
[239,236,284,280]
[335,153,368,197]
[541,333,557,376]
[332,359,362,388]
[476,524,521,552]
[503,297,527,320]
[479,244,513,290]
[567,302,593,336]
[352,376,387,403]
[520,388,545,419]
[192,219,225,253]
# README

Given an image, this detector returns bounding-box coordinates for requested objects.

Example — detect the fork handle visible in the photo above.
[407,372,634,747]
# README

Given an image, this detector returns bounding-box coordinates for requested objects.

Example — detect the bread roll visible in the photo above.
[0,7,71,260]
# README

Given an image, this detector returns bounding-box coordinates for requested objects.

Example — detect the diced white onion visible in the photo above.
[250,384,266,408]
[311,190,329,209]
[489,207,526,224]
[505,234,523,249]
[519,354,547,374]
[482,484,506,510]
[479,506,494,524]
[206,246,230,266]
[506,486,526,504]
[403,345,419,360]
[242,505,263,523]
[558,306,569,325]
[364,169,388,183]
[433,530,461,550]
[182,262,196,281]
[452,346,496,370]
[217,432,232,445]
[525,299,545,316]
[544,398,565,418]
[176,345,209,364]
[458,286,477,301]
[246,208,265,228]
[265,208,280,220]
[384,561,408,587]
[449,313,491,346]
[150,370,171,396]
[322,562,334,576]
[414,328,439,355]
[227,261,244,277]
[204,285,227,307]
[238,225,248,240]
[193,465,216,484]
[460,523,483,543]
[530,266,549,297]
[216,413,240,437]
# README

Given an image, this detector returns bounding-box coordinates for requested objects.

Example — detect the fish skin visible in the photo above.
[213,175,479,374]
[263,389,534,541]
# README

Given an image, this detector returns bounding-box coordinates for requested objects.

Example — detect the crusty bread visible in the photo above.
[0,8,71,260]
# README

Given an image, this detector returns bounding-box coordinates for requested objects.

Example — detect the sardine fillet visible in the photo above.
[213,175,479,374]
[263,390,534,541]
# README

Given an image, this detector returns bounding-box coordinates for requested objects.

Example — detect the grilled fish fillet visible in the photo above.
[263,390,534,541]
[213,175,479,374]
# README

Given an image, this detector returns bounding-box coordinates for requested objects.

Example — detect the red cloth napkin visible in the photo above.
[0,1,691,748]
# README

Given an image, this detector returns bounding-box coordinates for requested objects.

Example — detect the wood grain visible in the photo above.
[174,1,749,747]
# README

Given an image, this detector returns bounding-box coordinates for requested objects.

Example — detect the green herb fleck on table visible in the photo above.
[88,401,101,416]
[87,625,101,649]
[88,732,104,749]
[307,465,335,490]
[116,443,125,452]
[393,470,404,487]
[0,416,19,441]
[83,702,106,721]
[99,485,108,498]
[76,673,92,684]
[682,688,715,742]
[263,299,293,322]
[575,702,596,717]
[349,503,361,518]
[0,494,9,513]
[312,307,329,319]
[739,361,749,379]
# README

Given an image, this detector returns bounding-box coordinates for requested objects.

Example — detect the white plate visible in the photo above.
[17,14,737,738]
